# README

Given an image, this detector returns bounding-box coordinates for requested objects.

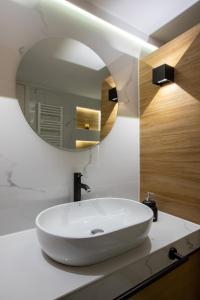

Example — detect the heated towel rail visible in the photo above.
[37,102,64,148]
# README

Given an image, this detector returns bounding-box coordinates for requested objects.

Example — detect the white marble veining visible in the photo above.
[0,0,142,235]
[0,211,199,300]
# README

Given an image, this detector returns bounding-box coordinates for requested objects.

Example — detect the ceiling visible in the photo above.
[17,38,110,99]
[68,0,200,44]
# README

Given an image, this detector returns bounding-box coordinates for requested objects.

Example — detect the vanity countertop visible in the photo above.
[0,211,199,300]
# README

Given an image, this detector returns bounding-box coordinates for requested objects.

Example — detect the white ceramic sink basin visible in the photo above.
[36,198,153,266]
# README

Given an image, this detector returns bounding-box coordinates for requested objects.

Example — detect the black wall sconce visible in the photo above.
[152,64,174,86]
[108,87,118,102]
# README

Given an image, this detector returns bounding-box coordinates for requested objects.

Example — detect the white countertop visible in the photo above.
[0,211,200,300]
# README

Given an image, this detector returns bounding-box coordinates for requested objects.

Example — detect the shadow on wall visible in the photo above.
[176,32,200,101]
[139,61,160,116]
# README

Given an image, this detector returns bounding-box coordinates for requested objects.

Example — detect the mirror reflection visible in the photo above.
[16,38,118,150]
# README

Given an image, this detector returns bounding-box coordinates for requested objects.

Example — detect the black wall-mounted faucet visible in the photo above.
[74,172,91,202]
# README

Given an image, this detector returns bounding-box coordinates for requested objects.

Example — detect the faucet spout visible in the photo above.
[81,183,91,193]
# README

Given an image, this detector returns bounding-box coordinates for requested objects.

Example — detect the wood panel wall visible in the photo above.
[100,76,118,140]
[140,24,200,224]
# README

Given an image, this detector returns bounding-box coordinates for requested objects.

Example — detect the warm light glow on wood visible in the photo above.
[76,107,101,131]
[76,140,99,149]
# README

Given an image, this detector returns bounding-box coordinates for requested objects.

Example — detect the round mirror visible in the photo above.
[16,38,118,150]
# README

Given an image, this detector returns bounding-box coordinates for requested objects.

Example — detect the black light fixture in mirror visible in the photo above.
[152,64,174,86]
[109,87,118,102]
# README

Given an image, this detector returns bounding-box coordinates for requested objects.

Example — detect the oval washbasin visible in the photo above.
[36,198,153,266]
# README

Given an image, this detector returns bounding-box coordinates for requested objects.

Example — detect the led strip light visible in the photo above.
[54,0,158,52]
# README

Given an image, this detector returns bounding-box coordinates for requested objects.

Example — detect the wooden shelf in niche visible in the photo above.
[76,140,99,149]
[76,107,100,131]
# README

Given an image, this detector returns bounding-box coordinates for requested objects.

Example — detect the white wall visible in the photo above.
[0,0,141,235]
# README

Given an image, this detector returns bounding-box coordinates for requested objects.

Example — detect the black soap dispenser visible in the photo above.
[143,192,158,222]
